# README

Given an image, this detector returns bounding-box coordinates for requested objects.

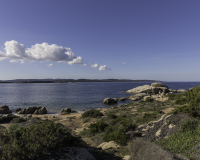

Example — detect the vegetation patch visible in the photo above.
[135,111,159,125]
[82,109,104,118]
[0,120,77,160]
[80,120,108,137]
[154,119,200,159]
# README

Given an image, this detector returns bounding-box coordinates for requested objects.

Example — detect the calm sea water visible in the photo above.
[0,82,200,114]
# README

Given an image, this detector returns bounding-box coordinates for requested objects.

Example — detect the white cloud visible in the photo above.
[47,64,53,67]
[10,59,18,63]
[122,62,126,64]
[0,40,77,62]
[91,63,99,68]
[0,40,112,71]
[99,65,111,71]
[67,56,83,65]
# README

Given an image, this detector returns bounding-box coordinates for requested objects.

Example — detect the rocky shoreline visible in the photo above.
[1,83,200,160]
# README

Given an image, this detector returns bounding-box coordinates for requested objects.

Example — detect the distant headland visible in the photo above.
[0,79,162,83]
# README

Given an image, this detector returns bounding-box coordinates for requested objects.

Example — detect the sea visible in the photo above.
[0,82,200,114]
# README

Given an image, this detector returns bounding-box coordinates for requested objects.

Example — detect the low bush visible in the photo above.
[174,97,187,105]
[135,111,158,124]
[0,114,19,123]
[105,112,117,119]
[0,120,77,160]
[181,119,199,132]
[103,122,137,146]
[10,117,26,123]
[103,128,128,146]
[82,109,104,118]
[145,98,154,102]
[89,120,108,134]
[79,120,108,137]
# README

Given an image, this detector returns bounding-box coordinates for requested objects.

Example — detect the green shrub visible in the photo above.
[10,118,26,123]
[103,122,137,146]
[181,119,199,132]
[105,112,117,119]
[89,120,108,134]
[82,109,104,118]
[79,120,108,137]
[136,111,158,124]
[168,93,176,100]
[103,128,128,146]
[145,98,154,102]
[0,120,77,160]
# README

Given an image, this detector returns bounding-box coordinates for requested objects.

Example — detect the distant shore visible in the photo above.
[0,79,162,83]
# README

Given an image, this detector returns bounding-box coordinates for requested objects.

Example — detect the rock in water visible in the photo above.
[15,108,21,112]
[34,107,47,114]
[103,97,112,104]
[0,105,11,114]
[111,98,118,103]
[118,97,126,101]
[61,108,71,115]
[18,106,38,114]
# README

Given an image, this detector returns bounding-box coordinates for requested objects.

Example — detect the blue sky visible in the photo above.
[0,0,200,81]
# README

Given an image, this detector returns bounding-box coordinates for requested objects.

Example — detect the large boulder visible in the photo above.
[111,98,118,103]
[15,108,21,112]
[34,107,47,114]
[103,98,118,104]
[103,97,112,104]
[18,106,39,114]
[151,83,163,87]
[127,83,170,94]
[126,85,152,94]
[0,105,11,114]
[61,108,71,115]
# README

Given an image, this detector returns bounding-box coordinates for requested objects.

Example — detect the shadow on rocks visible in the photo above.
[130,138,189,160]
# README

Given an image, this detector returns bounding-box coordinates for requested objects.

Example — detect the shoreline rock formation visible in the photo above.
[126,83,187,102]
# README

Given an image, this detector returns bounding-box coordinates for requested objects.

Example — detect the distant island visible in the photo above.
[0,79,162,83]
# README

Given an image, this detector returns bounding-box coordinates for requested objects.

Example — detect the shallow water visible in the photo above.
[0,82,200,114]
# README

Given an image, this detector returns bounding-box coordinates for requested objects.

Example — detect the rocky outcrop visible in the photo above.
[126,113,197,142]
[18,106,47,114]
[177,89,186,93]
[118,97,126,101]
[98,141,120,150]
[34,107,47,114]
[0,105,11,114]
[15,108,21,112]
[61,108,71,115]
[103,97,118,104]
[151,82,163,87]
[126,83,171,94]
[126,85,152,94]
[129,93,147,101]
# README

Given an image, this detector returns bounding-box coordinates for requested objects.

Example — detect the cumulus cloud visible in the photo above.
[68,56,83,65]
[0,40,77,62]
[99,65,111,71]
[47,64,53,67]
[90,63,99,68]
[0,40,111,71]
[122,62,126,64]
